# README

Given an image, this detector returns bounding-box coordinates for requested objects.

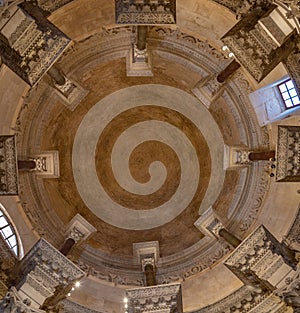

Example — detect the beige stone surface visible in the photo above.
[0,1,299,312]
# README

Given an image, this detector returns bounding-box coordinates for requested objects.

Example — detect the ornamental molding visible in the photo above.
[115,0,176,25]
[0,235,17,286]
[126,283,182,313]
[0,287,46,313]
[59,299,102,313]
[276,126,300,182]
[14,238,85,294]
[0,135,18,195]
[65,214,97,243]
[0,2,71,86]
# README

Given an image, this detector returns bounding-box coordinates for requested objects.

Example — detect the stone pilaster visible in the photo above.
[11,238,85,309]
[126,283,182,313]
[276,126,300,182]
[0,135,18,195]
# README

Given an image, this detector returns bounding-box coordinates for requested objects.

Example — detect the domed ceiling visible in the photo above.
[4,0,299,311]
[16,23,266,277]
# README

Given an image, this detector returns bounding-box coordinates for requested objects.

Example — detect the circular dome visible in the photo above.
[73,84,224,230]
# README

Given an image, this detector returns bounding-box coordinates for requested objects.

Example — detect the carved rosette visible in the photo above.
[126,283,182,313]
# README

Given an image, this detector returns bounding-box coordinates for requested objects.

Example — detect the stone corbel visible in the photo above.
[65,214,97,244]
[194,207,223,239]
[47,65,89,111]
[192,74,225,109]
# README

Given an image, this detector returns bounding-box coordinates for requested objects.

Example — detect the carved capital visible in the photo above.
[65,214,96,243]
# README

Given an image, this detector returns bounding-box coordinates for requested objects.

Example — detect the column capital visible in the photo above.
[65,214,97,243]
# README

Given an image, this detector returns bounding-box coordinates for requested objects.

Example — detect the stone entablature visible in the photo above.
[115,0,176,24]
[0,287,46,313]
[58,299,102,313]
[221,5,297,82]
[0,2,70,86]
[224,225,297,287]
[126,283,182,313]
[0,135,18,195]
[194,285,288,313]
[12,238,85,308]
[276,126,300,182]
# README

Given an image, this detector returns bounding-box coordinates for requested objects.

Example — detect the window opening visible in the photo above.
[278,79,300,108]
[0,207,19,257]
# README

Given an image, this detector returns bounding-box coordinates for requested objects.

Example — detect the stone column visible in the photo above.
[136,26,147,51]
[61,214,97,256]
[17,160,36,171]
[248,150,275,161]
[216,60,241,83]
[59,238,76,257]
[47,65,66,86]
[219,228,242,248]
[144,263,156,287]
[192,60,241,108]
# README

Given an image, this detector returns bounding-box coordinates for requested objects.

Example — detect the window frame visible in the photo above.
[277,79,300,109]
[0,204,22,258]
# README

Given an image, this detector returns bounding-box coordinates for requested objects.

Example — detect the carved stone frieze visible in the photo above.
[222,5,297,82]
[276,126,300,182]
[0,3,71,86]
[13,238,85,307]
[35,0,73,13]
[58,299,101,313]
[0,235,17,293]
[0,287,46,313]
[284,206,300,251]
[275,265,300,311]
[126,283,182,313]
[0,135,18,195]
[224,225,297,288]
[194,285,277,313]
[115,0,176,24]
[284,53,300,94]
